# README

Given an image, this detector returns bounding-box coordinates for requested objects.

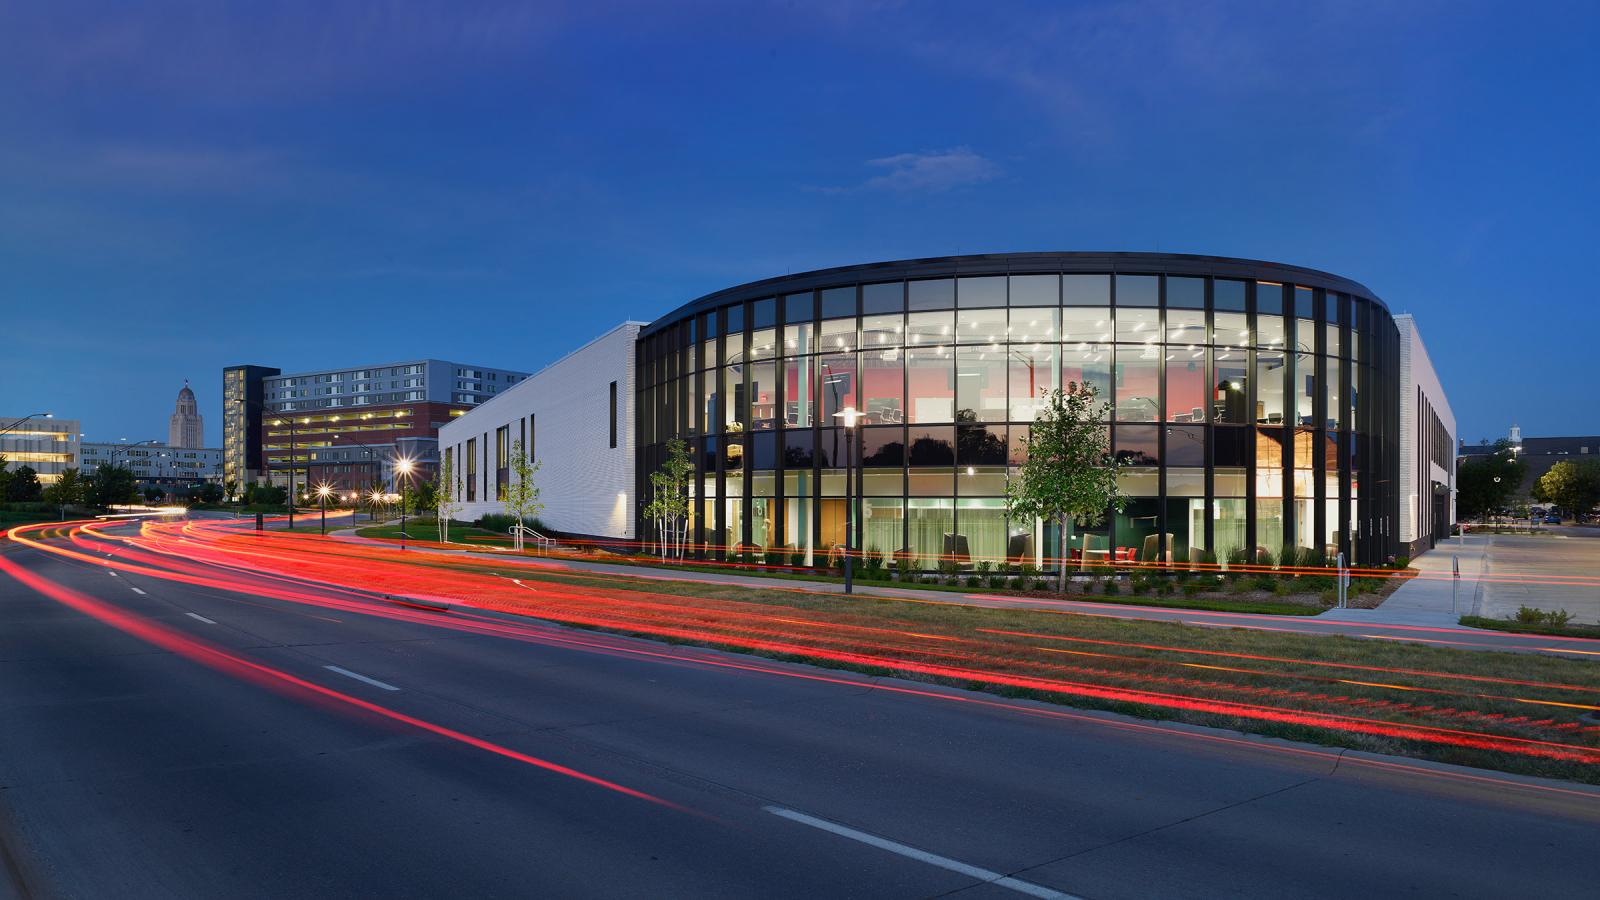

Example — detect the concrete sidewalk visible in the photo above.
[1319,534,1490,627]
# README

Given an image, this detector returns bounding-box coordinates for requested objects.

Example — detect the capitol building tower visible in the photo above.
[169,381,204,449]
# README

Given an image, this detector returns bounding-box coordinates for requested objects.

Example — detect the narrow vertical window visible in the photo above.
[528,414,536,460]
[609,381,618,448]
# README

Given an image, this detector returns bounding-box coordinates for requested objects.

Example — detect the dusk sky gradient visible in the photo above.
[2,1,1596,446]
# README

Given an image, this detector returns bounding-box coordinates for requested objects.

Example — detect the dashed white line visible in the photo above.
[106,571,118,577]
[763,806,1078,899]
[185,612,216,624]
[130,587,147,595]
[323,665,400,691]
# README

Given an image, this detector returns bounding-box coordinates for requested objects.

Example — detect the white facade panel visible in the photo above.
[439,323,643,540]
[1397,315,1456,553]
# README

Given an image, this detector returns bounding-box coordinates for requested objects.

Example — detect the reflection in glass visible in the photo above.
[1166,346,1206,423]
[1063,308,1112,343]
[749,361,776,430]
[906,309,954,346]
[1114,345,1160,422]
[958,276,1006,308]
[1116,274,1159,307]
[1009,274,1058,306]
[957,347,1008,423]
[906,347,954,423]
[783,355,814,428]
[1008,344,1055,421]
[1255,351,1286,423]
[819,354,856,423]
[958,308,1008,344]
[1063,274,1110,306]
[1063,344,1112,401]
[861,348,904,424]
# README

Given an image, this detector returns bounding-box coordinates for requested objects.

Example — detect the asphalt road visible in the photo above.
[2,529,1598,899]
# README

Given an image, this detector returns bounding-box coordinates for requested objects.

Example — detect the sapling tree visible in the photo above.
[1005,383,1124,593]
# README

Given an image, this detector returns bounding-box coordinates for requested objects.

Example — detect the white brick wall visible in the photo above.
[1397,315,1456,547]
[438,323,643,539]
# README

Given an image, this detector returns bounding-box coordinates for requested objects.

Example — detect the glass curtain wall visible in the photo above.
[641,262,1389,571]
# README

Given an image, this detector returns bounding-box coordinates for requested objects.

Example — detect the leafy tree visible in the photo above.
[223,479,239,503]
[502,439,543,551]
[1533,459,1600,519]
[1456,440,1525,521]
[4,465,43,502]
[87,464,139,508]
[0,455,10,500]
[434,452,461,543]
[190,482,225,504]
[242,481,288,508]
[143,485,166,504]
[410,475,438,514]
[643,438,693,559]
[43,467,86,507]
[1005,383,1123,592]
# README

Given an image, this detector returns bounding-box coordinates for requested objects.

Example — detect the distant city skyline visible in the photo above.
[1,2,1596,443]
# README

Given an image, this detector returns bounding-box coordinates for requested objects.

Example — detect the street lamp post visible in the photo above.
[833,406,863,595]
[0,412,53,440]
[395,458,415,551]
[315,483,332,535]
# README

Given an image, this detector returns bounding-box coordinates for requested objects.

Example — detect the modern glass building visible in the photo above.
[636,253,1401,570]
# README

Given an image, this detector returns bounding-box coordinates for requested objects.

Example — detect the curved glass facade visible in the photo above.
[637,254,1400,570]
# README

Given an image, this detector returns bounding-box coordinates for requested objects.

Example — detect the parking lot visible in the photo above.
[1473,525,1600,624]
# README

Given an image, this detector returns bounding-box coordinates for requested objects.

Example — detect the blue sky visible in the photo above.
[1,1,1595,446]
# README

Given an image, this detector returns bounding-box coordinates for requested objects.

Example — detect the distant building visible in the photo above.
[1460,428,1600,501]
[168,382,205,449]
[222,365,281,487]
[0,416,80,485]
[80,442,222,486]
[223,359,529,493]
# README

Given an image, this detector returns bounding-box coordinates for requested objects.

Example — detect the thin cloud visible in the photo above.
[814,147,1000,194]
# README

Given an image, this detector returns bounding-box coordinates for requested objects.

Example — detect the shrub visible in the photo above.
[1182,582,1206,596]
[1009,576,1025,591]
[1256,547,1276,568]
[1223,548,1246,579]
[895,557,914,581]
[1154,579,1175,595]
[1547,609,1573,628]
[475,513,518,532]
[1512,606,1572,629]
[1393,555,1411,569]
[965,574,981,588]
[938,557,961,583]
[987,572,1006,590]
[1101,579,1120,595]
[1318,588,1336,606]
[788,550,807,568]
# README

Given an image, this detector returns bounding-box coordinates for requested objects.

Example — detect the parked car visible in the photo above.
[1545,514,1562,524]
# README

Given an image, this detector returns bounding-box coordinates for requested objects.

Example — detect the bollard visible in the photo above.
[1451,554,1460,614]
[255,512,264,532]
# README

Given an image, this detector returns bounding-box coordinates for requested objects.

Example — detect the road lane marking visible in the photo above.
[763,806,1077,899]
[107,571,117,577]
[323,665,400,691]
[185,612,216,624]
[130,587,146,595]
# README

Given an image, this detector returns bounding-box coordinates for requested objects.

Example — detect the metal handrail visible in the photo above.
[509,523,554,554]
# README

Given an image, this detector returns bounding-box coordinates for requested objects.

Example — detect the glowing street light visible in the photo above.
[394,457,416,551]
[315,482,333,535]
[833,406,862,594]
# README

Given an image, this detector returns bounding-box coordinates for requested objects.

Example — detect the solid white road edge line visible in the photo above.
[185,612,215,624]
[323,665,400,691]
[763,806,1078,900]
